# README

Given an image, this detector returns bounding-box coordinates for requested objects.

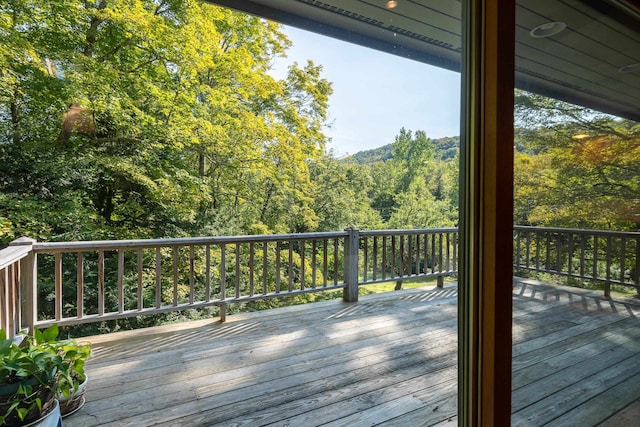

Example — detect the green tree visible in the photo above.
[514,91,639,230]
[0,1,333,243]
[309,156,383,231]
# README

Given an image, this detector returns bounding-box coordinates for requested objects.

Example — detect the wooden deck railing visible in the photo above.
[0,237,36,338]
[514,226,640,297]
[0,228,458,337]
[3,225,637,338]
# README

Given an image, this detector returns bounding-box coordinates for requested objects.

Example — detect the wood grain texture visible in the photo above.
[64,279,640,427]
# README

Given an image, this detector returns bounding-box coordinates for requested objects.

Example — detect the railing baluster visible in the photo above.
[399,235,404,276]
[235,243,241,299]
[98,250,105,316]
[605,236,612,297]
[382,235,387,280]
[555,234,562,273]
[0,267,8,334]
[424,234,429,273]
[137,249,143,310]
[172,247,179,306]
[275,242,281,293]
[620,236,626,284]
[567,234,573,278]
[592,236,599,281]
[431,234,436,274]
[545,233,551,271]
[391,235,397,278]
[579,235,586,279]
[410,234,413,276]
[323,239,328,287]
[525,231,530,268]
[262,242,268,295]
[205,245,211,301]
[118,249,124,313]
[189,245,195,304]
[288,241,294,292]
[373,236,378,280]
[219,243,226,322]
[516,229,521,268]
[453,232,458,272]
[77,252,84,318]
[155,248,161,309]
[333,237,339,285]
[446,233,451,272]
[300,240,305,291]
[535,231,541,271]
[220,244,227,300]
[249,242,255,297]
[311,240,317,288]
[439,232,444,274]
[415,234,420,276]
[363,236,368,282]
[55,253,62,321]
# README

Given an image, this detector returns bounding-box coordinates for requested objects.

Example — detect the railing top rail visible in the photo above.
[360,228,458,237]
[0,245,32,270]
[514,225,640,238]
[33,231,350,253]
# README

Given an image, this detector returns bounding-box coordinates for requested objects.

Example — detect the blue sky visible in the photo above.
[272,26,461,157]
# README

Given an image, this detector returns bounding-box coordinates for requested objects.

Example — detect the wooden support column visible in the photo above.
[459,0,515,426]
[343,227,359,302]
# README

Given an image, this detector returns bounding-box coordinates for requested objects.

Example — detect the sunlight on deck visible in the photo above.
[63,280,640,427]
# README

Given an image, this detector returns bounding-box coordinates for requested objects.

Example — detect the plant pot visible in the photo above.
[0,378,56,426]
[23,398,61,427]
[58,374,88,418]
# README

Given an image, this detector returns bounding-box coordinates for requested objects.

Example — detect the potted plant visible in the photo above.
[54,337,91,417]
[0,326,64,426]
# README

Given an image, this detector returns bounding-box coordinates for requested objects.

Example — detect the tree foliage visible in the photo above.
[514,91,639,230]
[0,0,336,242]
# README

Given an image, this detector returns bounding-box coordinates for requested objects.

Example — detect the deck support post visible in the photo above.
[10,237,37,335]
[437,275,444,288]
[343,227,359,303]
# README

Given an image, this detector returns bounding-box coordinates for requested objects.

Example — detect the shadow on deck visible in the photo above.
[64,279,640,426]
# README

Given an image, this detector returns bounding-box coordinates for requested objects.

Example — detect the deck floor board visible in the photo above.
[64,280,640,426]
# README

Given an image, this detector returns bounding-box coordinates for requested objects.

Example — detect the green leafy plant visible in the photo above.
[0,326,61,425]
[54,337,91,399]
[0,324,89,425]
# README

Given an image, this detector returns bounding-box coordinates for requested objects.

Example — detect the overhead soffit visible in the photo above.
[209,0,640,122]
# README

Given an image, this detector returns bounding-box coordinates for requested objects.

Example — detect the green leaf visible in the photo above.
[0,338,12,355]
[42,325,59,342]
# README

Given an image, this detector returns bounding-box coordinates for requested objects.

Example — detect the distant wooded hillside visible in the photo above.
[344,136,460,164]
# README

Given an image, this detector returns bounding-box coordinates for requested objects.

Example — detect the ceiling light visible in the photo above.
[618,63,640,73]
[529,22,567,38]
[386,1,398,9]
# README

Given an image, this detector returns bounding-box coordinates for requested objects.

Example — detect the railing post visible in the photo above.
[10,237,37,334]
[219,303,227,323]
[437,275,444,288]
[604,282,611,299]
[343,227,359,303]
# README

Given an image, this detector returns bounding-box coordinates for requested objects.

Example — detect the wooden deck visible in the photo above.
[64,279,640,427]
